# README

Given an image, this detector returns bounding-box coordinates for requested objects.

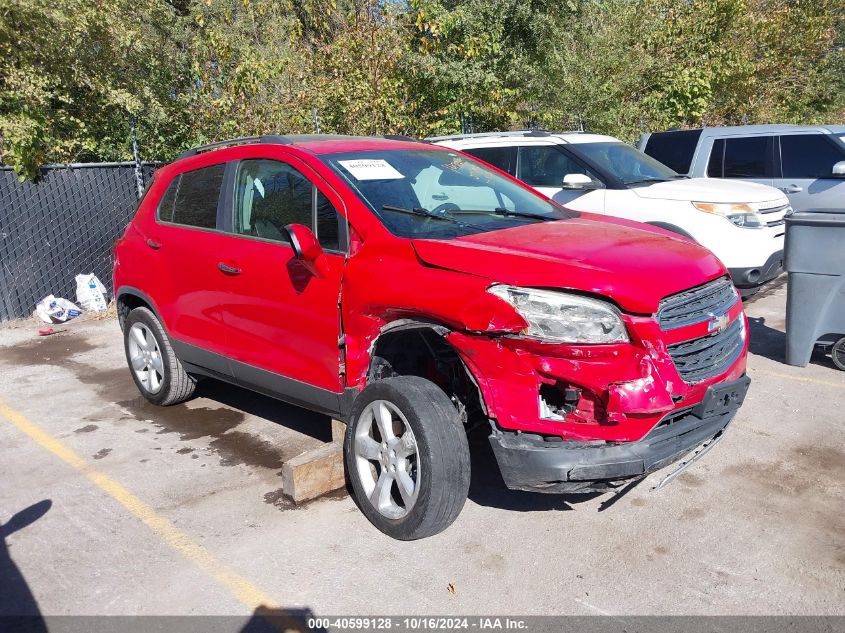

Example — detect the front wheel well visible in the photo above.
[645,221,696,241]
[367,325,487,428]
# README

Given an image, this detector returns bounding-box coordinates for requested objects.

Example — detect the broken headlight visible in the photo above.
[488,285,629,344]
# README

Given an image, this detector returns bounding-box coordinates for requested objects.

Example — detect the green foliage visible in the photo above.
[0,0,191,179]
[1,0,843,178]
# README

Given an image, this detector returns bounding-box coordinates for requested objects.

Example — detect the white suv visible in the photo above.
[429,130,791,291]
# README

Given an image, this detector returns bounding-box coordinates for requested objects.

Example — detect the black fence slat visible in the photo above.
[0,163,157,321]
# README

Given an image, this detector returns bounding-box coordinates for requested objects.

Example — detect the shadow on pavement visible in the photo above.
[0,499,51,632]
[466,429,605,512]
[747,316,840,370]
[196,379,332,443]
[747,316,787,363]
[241,606,324,633]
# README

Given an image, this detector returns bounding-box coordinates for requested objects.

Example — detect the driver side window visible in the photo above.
[233,159,342,251]
[517,146,602,188]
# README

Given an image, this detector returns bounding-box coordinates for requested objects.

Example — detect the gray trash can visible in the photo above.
[784,211,845,368]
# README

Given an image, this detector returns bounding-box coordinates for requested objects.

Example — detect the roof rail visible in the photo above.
[424,129,585,142]
[177,135,293,160]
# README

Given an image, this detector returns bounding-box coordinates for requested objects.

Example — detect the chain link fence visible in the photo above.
[0,162,157,322]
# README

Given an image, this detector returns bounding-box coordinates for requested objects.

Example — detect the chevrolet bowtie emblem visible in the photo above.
[708,312,731,334]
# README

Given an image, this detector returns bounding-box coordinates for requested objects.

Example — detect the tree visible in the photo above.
[1,0,843,177]
[0,0,190,179]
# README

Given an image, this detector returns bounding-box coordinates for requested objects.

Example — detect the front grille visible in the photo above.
[667,317,744,383]
[657,277,738,330]
[760,203,791,228]
[759,203,790,215]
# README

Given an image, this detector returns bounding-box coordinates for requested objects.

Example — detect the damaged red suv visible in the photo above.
[114,135,750,540]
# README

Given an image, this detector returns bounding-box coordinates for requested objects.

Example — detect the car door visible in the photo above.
[217,155,347,401]
[515,145,606,211]
[776,133,845,212]
[148,162,233,367]
[706,135,775,189]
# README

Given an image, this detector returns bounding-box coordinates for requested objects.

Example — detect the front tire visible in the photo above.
[345,376,471,540]
[832,337,845,371]
[123,307,197,406]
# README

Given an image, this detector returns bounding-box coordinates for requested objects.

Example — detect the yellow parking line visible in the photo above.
[0,397,277,611]
[750,368,845,389]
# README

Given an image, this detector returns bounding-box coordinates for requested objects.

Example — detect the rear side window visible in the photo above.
[642,130,702,174]
[780,134,845,178]
[517,145,601,187]
[157,177,179,221]
[708,136,772,178]
[463,146,517,175]
[163,163,225,229]
[234,159,342,251]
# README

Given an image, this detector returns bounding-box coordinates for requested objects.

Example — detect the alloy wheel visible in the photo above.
[127,322,164,394]
[353,399,420,519]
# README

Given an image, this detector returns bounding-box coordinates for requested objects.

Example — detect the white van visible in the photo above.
[429,130,791,291]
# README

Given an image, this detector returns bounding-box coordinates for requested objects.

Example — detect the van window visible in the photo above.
[517,146,602,188]
[463,146,517,176]
[708,137,771,178]
[780,134,845,179]
[170,163,225,229]
[233,159,342,250]
[642,129,702,174]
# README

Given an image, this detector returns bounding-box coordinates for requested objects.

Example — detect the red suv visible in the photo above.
[114,135,750,540]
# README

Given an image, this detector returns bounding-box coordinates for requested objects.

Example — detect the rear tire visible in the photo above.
[123,307,196,406]
[345,376,471,540]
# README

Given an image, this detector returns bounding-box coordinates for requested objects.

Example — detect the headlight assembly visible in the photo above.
[692,202,765,229]
[487,285,629,344]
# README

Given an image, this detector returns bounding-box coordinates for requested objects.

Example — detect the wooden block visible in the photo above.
[281,443,345,504]
[331,418,347,444]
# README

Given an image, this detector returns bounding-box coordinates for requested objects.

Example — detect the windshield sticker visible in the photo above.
[338,159,404,180]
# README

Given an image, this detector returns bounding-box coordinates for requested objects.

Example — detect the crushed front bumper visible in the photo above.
[489,374,750,493]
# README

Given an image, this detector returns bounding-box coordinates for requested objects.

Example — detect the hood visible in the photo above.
[411,215,725,314]
[632,177,786,205]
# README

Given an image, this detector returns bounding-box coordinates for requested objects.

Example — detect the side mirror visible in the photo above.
[832,160,845,177]
[561,173,594,190]
[284,223,329,277]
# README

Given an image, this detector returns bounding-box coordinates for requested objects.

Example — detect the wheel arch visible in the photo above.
[115,286,164,331]
[365,319,489,426]
[645,221,696,241]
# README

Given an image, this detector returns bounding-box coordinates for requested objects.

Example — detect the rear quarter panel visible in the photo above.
[113,172,174,321]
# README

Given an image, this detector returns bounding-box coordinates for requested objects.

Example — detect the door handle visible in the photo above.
[432,193,449,201]
[782,185,803,194]
[217,262,241,275]
[146,239,162,250]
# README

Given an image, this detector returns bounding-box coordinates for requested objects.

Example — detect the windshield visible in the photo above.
[321,149,574,239]
[571,142,679,185]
